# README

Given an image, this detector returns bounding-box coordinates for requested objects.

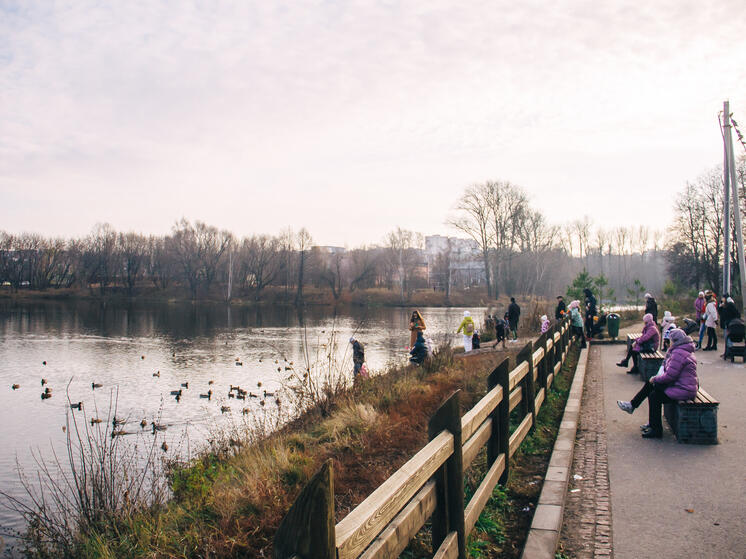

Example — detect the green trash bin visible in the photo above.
[607,313,620,339]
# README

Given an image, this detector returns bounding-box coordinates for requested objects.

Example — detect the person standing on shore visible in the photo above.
[456,310,476,352]
[409,310,426,348]
[507,298,521,342]
[350,338,365,377]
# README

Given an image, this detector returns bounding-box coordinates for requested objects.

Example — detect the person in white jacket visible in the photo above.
[703,295,719,351]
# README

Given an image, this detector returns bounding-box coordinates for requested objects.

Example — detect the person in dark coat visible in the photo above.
[350,337,365,376]
[617,329,698,438]
[555,296,566,320]
[409,331,428,365]
[719,296,741,351]
[583,288,597,339]
[644,293,658,323]
[507,297,521,341]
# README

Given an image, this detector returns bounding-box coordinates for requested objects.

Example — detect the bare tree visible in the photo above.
[385,227,424,302]
[448,183,494,297]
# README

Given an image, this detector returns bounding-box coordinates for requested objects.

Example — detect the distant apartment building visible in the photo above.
[424,235,486,289]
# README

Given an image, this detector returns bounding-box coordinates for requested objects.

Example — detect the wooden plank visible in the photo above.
[554,361,561,375]
[698,388,719,404]
[509,386,523,411]
[534,387,545,411]
[358,481,436,559]
[335,430,454,559]
[463,418,491,469]
[554,332,561,344]
[461,385,502,441]
[510,361,530,390]
[464,453,506,535]
[509,414,533,457]
[546,337,554,352]
[532,347,544,369]
[432,531,458,559]
[274,460,335,559]
[547,372,554,387]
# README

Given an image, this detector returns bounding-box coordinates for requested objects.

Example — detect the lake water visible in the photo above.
[0,300,486,546]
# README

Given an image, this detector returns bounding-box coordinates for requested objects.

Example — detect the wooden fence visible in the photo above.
[274,316,573,559]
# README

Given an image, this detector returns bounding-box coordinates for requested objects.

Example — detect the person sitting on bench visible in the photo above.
[616,328,698,438]
[616,313,659,374]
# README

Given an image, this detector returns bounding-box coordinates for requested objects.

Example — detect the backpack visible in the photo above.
[465,320,474,335]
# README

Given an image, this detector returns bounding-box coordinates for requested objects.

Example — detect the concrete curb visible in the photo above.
[520,342,590,559]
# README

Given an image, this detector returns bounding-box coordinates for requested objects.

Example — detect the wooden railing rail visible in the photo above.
[274,317,574,559]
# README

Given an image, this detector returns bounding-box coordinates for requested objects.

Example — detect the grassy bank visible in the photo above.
[16,337,581,559]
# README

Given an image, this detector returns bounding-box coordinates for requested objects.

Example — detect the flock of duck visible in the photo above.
[9,354,294,451]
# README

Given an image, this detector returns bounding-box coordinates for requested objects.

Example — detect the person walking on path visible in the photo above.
[617,328,698,438]
[644,293,658,324]
[456,310,476,352]
[583,288,597,339]
[694,291,706,349]
[350,337,365,377]
[569,300,586,348]
[703,294,719,351]
[507,297,521,341]
[408,310,426,348]
[409,330,428,365]
[616,313,659,374]
[555,296,566,320]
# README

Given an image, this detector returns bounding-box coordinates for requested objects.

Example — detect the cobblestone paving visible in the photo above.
[559,345,613,559]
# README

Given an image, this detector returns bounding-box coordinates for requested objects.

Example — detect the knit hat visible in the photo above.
[540,315,547,322]
[644,293,652,299]
[349,337,355,343]
[464,310,471,317]
[698,291,704,297]
[668,328,691,347]
[643,313,654,323]
[727,297,735,303]
[662,311,674,322]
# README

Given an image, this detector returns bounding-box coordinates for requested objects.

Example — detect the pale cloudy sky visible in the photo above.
[2,1,745,246]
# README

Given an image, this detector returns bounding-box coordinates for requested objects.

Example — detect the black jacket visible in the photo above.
[584,289,597,317]
[508,302,521,323]
[352,341,365,363]
[555,300,566,320]
[645,298,658,323]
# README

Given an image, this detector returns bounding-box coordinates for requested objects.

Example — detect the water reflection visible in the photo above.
[0,300,486,542]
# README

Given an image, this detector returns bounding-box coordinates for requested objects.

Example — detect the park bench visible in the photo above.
[664,387,719,444]
[626,333,641,353]
[636,350,665,382]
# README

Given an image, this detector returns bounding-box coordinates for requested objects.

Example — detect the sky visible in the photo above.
[2,1,746,246]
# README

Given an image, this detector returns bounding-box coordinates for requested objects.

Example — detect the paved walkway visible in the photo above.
[561,336,746,558]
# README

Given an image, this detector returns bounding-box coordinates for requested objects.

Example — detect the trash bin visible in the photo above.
[607,313,620,339]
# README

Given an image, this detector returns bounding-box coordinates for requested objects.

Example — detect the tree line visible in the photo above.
[2,185,674,303]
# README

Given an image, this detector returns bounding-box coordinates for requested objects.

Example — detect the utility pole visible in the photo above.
[723,101,746,305]
[723,102,731,297]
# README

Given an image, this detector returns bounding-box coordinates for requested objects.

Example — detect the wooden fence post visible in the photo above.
[428,390,466,559]
[273,459,336,559]
[516,342,536,433]
[534,332,548,394]
[487,358,510,485]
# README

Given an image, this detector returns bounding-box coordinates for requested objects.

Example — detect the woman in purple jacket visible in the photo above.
[617,328,698,438]
[616,313,660,374]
